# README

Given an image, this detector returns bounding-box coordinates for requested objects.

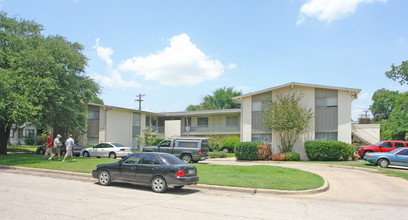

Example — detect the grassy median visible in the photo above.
[0,152,324,191]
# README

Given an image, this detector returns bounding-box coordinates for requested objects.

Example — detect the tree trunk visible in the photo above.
[0,124,11,155]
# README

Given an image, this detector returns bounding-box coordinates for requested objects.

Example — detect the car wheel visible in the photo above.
[174,185,184,190]
[181,154,192,163]
[151,176,167,193]
[378,159,389,168]
[109,152,116,159]
[98,170,111,186]
[83,151,90,158]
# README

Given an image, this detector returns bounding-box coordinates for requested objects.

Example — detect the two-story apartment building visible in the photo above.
[81,82,363,160]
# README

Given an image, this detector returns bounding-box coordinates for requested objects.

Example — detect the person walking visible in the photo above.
[62,134,76,162]
[49,134,62,161]
[42,134,53,160]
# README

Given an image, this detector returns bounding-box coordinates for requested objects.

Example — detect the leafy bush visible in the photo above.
[220,136,240,153]
[272,152,300,161]
[257,144,272,160]
[286,152,300,161]
[24,137,35,145]
[272,153,288,161]
[86,145,94,148]
[235,142,259,160]
[152,138,164,146]
[305,140,354,161]
[209,151,227,158]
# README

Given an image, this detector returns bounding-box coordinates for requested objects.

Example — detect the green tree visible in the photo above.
[0,12,101,154]
[137,127,158,147]
[185,87,242,111]
[370,89,400,121]
[262,91,313,153]
[380,92,408,140]
[385,60,408,85]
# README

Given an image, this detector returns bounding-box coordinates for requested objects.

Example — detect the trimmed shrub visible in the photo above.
[209,151,227,158]
[272,153,288,161]
[152,138,164,146]
[305,140,354,161]
[220,136,240,153]
[272,152,301,161]
[235,142,259,160]
[257,144,272,160]
[286,152,300,161]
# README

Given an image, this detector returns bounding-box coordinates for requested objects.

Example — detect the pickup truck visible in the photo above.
[142,138,210,163]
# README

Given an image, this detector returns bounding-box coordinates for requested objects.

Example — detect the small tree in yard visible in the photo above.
[262,91,313,153]
[137,128,158,148]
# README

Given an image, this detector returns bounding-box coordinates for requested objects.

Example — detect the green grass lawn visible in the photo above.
[0,153,324,190]
[195,164,324,190]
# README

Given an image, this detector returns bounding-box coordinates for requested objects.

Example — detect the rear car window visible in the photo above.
[395,142,405,148]
[177,141,198,148]
[111,143,126,148]
[141,154,161,165]
[159,154,185,165]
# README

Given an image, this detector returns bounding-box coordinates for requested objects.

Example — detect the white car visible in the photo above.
[82,142,132,159]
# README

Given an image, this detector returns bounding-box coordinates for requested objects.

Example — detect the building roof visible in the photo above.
[157,108,241,117]
[87,103,241,117]
[232,82,361,101]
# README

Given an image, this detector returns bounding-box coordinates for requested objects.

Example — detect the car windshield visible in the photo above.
[111,143,126,148]
[374,141,384,146]
[390,148,403,154]
[159,154,185,165]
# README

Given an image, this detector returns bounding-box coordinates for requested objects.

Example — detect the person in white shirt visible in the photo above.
[49,134,62,161]
[62,134,76,163]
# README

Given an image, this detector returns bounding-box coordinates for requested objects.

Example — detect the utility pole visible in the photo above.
[135,93,145,111]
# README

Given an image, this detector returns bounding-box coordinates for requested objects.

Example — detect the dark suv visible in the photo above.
[36,142,85,156]
[356,141,408,157]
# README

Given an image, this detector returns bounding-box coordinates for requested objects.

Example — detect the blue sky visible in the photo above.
[2,0,408,119]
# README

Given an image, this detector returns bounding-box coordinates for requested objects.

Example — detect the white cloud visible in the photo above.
[118,33,224,86]
[297,0,387,24]
[359,92,370,100]
[398,37,405,43]
[91,38,143,89]
[227,63,237,69]
[91,69,144,89]
[93,38,113,67]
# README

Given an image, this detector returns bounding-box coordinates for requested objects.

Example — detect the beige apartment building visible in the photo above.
[82,82,378,160]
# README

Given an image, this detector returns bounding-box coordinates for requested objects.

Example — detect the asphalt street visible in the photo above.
[0,159,407,219]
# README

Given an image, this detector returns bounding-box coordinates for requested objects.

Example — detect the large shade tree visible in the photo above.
[0,12,101,154]
[262,91,313,153]
[186,87,242,111]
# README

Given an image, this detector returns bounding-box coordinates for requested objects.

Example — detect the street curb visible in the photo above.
[0,165,329,195]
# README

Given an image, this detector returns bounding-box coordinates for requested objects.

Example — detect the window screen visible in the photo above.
[197,118,208,128]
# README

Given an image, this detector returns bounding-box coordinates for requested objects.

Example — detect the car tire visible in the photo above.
[181,154,192,163]
[98,170,111,186]
[378,158,389,168]
[174,185,184,190]
[109,152,116,159]
[151,176,167,193]
[83,151,90,158]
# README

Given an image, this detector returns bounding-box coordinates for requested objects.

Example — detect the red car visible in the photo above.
[357,141,408,157]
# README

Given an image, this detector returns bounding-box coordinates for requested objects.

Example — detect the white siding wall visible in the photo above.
[106,109,132,147]
[338,90,352,144]
[165,120,181,138]
[270,86,315,160]
[241,96,252,142]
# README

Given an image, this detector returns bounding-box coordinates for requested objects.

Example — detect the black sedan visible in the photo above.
[92,152,199,193]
